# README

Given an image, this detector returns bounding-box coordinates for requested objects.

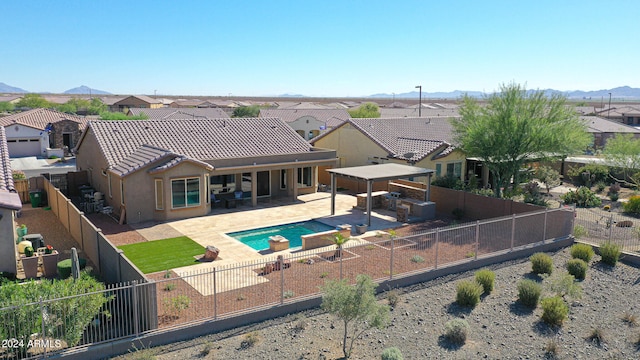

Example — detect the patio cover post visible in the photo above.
[251,171,258,206]
[293,167,299,201]
[426,173,431,201]
[330,173,336,215]
[366,179,372,226]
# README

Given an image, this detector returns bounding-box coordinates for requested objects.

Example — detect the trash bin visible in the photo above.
[23,234,44,250]
[29,190,43,207]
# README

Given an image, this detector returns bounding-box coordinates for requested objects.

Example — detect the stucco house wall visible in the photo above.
[4,124,48,157]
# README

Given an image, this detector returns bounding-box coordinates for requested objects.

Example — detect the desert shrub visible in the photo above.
[570,243,594,263]
[456,280,483,307]
[444,319,469,345]
[568,164,611,187]
[560,187,602,208]
[599,241,621,266]
[163,295,190,318]
[623,195,640,216]
[530,252,553,275]
[410,255,425,263]
[566,259,587,280]
[523,182,547,206]
[609,192,619,202]
[432,175,465,190]
[544,272,582,299]
[381,347,404,360]
[474,269,495,294]
[163,283,176,291]
[609,182,621,194]
[57,258,87,279]
[595,181,607,193]
[517,279,542,308]
[545,339,560,358]
[283,290,295,299]
[536,165,561,194]
[471,188,495,197]
[386,289,399,308]
[240,331,260,349]
[573,224,588,239]
[540,296,569,326]
[587,327,606,347]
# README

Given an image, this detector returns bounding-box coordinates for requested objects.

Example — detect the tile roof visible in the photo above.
[0,127,21,210]
[276,102,335,110]
[580,116,640,134]
[379,107,460,118]
[84,117,313,169]
[0,108,88,130]
[113,95,162,105]
[129,108,230,119]
[313,117,457,162]
[259,109,351,127]
[110,144,213,177]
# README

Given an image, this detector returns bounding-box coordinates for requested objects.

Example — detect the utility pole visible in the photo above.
[608,92,612,118]
[415,85,422,117]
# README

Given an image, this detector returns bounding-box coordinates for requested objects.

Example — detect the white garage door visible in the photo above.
[7,138,41,158]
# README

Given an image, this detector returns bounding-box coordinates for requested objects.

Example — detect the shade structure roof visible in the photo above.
[327,163,434,182]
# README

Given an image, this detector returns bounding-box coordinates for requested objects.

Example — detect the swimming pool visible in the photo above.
[227,220,335,251]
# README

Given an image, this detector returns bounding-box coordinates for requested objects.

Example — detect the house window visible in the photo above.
[171,177,200,209]
[435,163,442,177]
[210,174,235,193]
[297,167,312,187]
[280,169,287,189]
[446,162,462,178]
[155,179,163,210]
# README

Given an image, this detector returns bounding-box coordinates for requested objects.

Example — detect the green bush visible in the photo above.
[570,243,594,263]
[456,280,483,307]
[623,195,640,216]
[517,279,542,308]
[599,242,621,266]
[540,296,569,326]
[568,164,611,187]
[566,259,588,280]
[595,181,606,193]
[444,318,469,345]
[474,269,495,294]
[573,224,588,239]
[57,258,87,279]
[381,347,404,360]
[530,252,553,275]
[560,187,602,208]
[432,175,465,190]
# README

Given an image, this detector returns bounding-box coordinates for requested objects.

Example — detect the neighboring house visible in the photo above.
[0,127,22,275]
[0,108,88,157]
[594,105,640,125]
[128,108,230,119]
[110,95,163,112]
[379,106,460,118]
[259,109,351,140]
[581,115,640,149]
[169,99,218,108]
[74,117,337,224]
[310,117,469,188]
[0,95,23,104]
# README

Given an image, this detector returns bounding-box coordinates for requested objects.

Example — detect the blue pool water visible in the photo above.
[227,220,335,251]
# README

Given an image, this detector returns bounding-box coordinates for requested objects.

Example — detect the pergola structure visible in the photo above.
[327,163,435,226]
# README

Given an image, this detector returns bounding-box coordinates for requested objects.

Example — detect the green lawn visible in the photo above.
[118,236,205,274]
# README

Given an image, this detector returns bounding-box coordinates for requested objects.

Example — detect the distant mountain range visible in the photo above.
[63,85,111,95]
[0,82,28,93]
[370,86,640,100]
[0,82,111,95]
[1,81,639,100]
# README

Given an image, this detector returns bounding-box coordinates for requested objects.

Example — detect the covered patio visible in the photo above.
[327,163,435,226]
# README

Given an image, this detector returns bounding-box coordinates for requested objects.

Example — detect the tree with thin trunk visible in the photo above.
[603,133,640,189]
[321,274,389,358]
[329,232,350,258]
[451,83,590,197]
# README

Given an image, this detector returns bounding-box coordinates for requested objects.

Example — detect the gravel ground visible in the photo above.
[116,248,640,360]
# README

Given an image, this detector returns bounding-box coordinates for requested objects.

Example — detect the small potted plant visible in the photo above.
[16,224,28,240]
[41,245,59,278]
[21,246,39,279]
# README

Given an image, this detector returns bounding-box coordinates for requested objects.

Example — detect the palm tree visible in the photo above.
[329,232,351,258]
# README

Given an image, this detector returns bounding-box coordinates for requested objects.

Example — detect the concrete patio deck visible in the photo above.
[132,192,404,294]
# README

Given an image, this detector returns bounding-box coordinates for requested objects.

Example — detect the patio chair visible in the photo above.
[211,193,221,207]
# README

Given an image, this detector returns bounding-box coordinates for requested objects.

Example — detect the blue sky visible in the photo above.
[1,0,638,97]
